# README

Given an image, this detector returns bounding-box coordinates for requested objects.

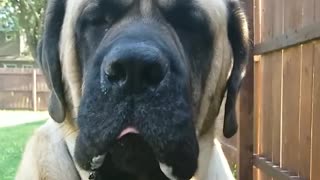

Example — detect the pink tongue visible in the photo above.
[117,127,139,139]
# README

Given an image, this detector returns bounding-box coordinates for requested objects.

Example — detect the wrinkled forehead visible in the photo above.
[63,0,228,30]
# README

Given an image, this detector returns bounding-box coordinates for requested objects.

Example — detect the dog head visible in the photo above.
[38,0,249,179]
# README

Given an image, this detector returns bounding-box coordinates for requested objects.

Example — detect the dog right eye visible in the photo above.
[87,15,114,28]
[81,4,115,28]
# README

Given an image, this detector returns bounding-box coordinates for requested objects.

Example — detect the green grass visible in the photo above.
[0,121,44,180]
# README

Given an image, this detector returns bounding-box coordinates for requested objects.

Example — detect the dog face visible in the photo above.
[38,0,248,179]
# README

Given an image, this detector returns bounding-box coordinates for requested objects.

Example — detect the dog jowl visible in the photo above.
[32,0,249,179]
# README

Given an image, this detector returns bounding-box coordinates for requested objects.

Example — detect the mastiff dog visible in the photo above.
[16,0,249,179]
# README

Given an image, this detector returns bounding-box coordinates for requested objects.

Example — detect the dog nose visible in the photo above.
[103,44,167,93]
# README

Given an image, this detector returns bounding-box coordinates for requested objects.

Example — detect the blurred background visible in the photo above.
[0,0,48,179]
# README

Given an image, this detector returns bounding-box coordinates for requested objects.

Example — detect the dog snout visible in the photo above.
[103,43,168,93]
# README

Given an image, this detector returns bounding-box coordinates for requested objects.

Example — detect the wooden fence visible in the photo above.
[222,0,320,179]
[0,68,50,111]
[253,0,320,179]
[218,0,320,179]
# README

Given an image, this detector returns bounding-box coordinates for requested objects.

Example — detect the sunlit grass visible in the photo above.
[0,121,44,180]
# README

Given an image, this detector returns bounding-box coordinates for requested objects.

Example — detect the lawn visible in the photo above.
[0,121,44,180]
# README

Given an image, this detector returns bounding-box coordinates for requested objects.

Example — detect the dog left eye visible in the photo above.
[85,14,114,27]
[82,5,114,28]
[104,16,113,26]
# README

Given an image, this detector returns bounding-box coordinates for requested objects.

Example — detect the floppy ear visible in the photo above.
[224,0,249,138]
[37,0,66,123]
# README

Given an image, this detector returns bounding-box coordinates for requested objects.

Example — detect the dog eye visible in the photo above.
[85,14,114,27]
[104,16,113,25]
[82,5,114,27]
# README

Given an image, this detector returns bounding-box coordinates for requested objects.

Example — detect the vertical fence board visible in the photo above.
[254,58,262,180]
[284,0,302,32]
[271,2,283,167]
[282,46,301,173]
[299,1,315,178]
[260,1,275,180]
[315,18,320,180]
[238,0,254,179]
[261,56,273,180]
[32,69,37,111]
[299,43,314,179]
[316,0,320,22]
[261,56,273,159]
[271,52,282,166]
[261,0,274,41]
[312,2,320,179]
[259,57,269,180]
[311,41,320,180]
[302,0,315,26]
[272,0,283,37]
[254,0,261,44]
[282,0,302,174]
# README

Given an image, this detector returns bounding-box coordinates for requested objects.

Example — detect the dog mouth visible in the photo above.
[75,98,199,180]
[117,127,140,139]
[89,130,178,180]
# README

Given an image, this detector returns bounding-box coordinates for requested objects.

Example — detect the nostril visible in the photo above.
[105,62,126,85]
[143,61,167,87]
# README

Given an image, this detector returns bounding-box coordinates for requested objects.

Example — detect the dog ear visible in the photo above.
[37,0,66,123]
[224,0,249,138]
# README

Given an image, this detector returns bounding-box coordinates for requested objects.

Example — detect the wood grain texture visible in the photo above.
[238,0,254,179]
[261,56,273,160]
[254,23,320,55]
[253,0,261,44]
[253,58,262,180]
[299,43,314,179]
[270,52,282,166]
[261,0,274,41]
[281,46,301,174]
[311,41,320,180]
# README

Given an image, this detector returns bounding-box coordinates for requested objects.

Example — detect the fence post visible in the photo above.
[238,0,254,179]
[32,68,37,112]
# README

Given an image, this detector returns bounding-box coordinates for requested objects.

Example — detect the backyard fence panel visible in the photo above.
[251,0,320,179]
[0,68,49,111]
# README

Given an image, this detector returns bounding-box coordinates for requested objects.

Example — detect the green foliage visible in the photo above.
[0,121,44,180]
[0,5,18,31]
[0,0,46,57]
[232,163,238,179]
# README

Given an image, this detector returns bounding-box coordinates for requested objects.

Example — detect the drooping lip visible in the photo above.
[90,134,180,180]
[117,126,140,139]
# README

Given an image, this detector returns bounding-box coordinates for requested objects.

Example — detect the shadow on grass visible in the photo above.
[0,121,44,180]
